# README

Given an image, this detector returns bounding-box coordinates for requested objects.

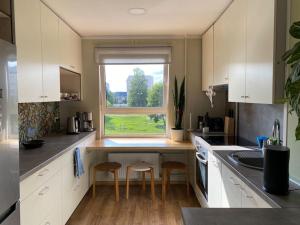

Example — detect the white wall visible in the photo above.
[60,37,226,138]
[287,0,300,183]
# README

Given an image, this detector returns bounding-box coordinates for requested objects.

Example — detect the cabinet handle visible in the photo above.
[38,186,50,196]
[229,177,240,186]
[70,65,75,69]
[225,77,229,81]
[38,169,49,177]
[45,222,51,225]
[241,96,245,98]
[240,187,253,199]
[245,96,250,99]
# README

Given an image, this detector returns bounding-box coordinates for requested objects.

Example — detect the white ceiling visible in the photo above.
[42,0,232,37]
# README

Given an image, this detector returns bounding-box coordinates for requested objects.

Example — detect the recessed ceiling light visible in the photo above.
[128,8,147,15]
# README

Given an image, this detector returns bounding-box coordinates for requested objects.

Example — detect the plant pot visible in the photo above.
[170,129,184,142]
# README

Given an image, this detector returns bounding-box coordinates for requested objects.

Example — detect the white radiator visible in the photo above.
[108,153,160,180]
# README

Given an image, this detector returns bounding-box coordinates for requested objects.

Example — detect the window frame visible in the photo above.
[99,64,169,138]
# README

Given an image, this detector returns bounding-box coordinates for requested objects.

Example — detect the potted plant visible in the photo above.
[170,76,185,141]
[283,21,300,140]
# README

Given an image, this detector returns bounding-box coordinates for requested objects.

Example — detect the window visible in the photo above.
[100,64,169,137]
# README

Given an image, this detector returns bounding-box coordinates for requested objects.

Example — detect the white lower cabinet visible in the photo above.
[20,133,96,225]
[221,164,242,207]
[20,171,62,225]
[220,162,272,208]
[208,151,222,207]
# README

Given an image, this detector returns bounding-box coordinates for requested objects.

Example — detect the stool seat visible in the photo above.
[129,161,153,171]
[162,161,186,169]
[94,162,122,171]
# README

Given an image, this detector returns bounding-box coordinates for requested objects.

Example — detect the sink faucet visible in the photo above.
[272,119,281,145]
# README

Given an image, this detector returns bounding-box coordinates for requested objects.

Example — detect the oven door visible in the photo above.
[196,152,208,200]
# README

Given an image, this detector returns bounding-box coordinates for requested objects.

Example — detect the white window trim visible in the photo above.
[99,64,169,138]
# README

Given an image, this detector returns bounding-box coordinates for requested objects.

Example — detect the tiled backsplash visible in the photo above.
[18,102,60,142]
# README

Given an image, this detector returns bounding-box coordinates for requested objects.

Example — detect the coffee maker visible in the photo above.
[76,112,94,132]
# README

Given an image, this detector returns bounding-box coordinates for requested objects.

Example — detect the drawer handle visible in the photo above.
[38,169,49,177]
[45,222,51,225]
[38,186,50,196]
[240,188,253,199]
[229,177,240,186]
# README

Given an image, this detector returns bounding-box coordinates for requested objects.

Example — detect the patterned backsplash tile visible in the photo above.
[19,102,60,142]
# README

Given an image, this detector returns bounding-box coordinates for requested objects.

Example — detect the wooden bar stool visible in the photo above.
[161,161,189,201]
[93,162,121,201]
[126,161,155,201]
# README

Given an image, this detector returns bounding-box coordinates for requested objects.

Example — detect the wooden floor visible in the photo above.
[66,184,200,225]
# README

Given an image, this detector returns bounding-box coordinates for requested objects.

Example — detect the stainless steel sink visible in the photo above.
[228,150,264,170]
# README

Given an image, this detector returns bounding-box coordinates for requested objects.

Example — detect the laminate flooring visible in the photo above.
[66,184,200,225]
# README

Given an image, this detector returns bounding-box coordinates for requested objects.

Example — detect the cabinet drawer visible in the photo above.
[241,183,272,208]
[21,171,62,225]
[20,157,63,200]
[38,201,62,225]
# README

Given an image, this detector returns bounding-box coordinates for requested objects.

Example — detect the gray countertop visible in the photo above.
[181,208,300,225]
[214,150,300,208]
[19,131,96,181]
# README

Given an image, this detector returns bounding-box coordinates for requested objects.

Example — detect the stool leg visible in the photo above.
[162,168,167,201]
[93,168,96,198]
[114,170,119,202]
[185,168,190,196]
[166,169,171,191]
[126,166,130,200]
[150,168,155,201]
[142,171,146,192]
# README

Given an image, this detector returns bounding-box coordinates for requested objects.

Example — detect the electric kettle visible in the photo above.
[67,116,79,134]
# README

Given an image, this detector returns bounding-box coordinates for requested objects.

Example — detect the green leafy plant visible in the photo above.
[172,76,185,130]
[283,21,300,140]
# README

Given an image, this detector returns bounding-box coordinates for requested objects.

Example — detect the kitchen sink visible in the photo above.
[228,150,264,170]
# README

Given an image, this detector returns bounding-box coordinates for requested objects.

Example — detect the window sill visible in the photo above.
[87,137,194,151]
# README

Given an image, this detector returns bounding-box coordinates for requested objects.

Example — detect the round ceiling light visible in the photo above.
[128,8,147,15]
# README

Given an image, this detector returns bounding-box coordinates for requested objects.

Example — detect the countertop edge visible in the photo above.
[19,131,96,182]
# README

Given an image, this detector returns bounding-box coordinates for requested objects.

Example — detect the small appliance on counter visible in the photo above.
[76,112,94,132]
[67,116,80,134]
[263,145,290,195]
[197,112,224,133]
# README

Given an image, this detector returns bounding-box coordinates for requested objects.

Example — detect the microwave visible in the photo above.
[0,0,14,43]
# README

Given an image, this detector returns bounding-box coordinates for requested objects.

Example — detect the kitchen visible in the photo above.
[1,0,300,225]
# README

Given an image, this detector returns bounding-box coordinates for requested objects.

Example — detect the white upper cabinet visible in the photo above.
[202,26,214,91]
[15,0,82,103]
[41,3,60,102]
[228,0,247,103]
[213,7,231,86]
[59,20,82,74]
[15,0,44,103]
[203,0,287,104]
[244,0,286,104]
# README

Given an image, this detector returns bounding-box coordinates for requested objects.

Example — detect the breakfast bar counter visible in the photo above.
[86,138,195,152]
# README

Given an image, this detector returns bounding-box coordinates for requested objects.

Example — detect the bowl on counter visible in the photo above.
[22,140,45,149]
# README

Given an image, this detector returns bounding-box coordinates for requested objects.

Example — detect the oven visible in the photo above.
[195,140,208,200]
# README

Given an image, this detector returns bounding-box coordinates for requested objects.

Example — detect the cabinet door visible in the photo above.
[202,26,214,91]
[208,152,222,207]
[41,3,60,102]
[213,9,231,86]
[241,183,272,208]
[245,0,275,104]
[221,164,242,208]
[59,20,82,74]
[15,0,43,103]
[228,0,247,103]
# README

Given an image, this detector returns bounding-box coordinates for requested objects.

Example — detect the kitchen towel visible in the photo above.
[74,148,84,177]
